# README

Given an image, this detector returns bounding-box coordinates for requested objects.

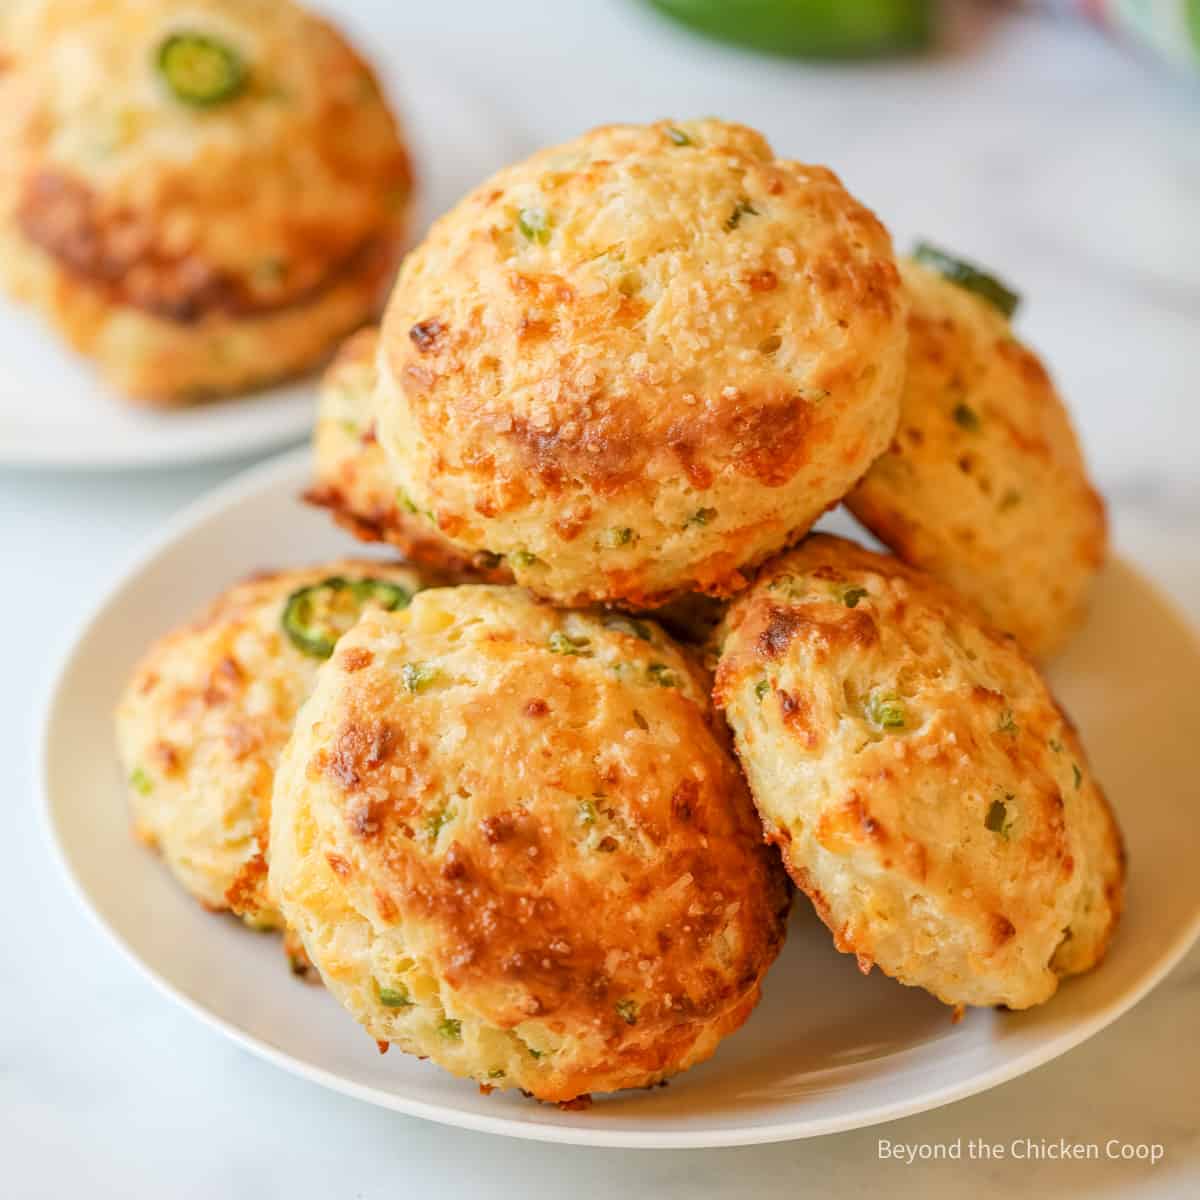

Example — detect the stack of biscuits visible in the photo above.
[117,117,1124,1105]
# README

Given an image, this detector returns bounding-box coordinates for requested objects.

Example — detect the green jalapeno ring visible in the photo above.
[157,32,247,107]
[912,242,1021,319]
[281,576,412,659]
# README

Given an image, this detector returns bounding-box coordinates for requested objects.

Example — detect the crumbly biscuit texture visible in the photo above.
[116,559,432,924]
[308,328,512,580]
[270,585,790,1100]
[376,119,906,606]
[715,534,1123,1010]
[847,258,1106,658]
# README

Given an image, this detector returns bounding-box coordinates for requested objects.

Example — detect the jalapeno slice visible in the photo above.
[157,32,246,107]
[281,576,412,658]
[913,242,1021,319]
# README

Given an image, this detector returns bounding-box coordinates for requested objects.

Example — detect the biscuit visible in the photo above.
[1,0,412,403]
[116,560,432,938]
[714,534,1124,1010]
[307,328,512,581]
[307,329,730,640]
[847,258,1106,658]
[373,119,906,607]
[269,585,790,1100]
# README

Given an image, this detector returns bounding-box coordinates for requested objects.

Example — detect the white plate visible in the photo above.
[0,64,523,471]
[38,447,1200,1147]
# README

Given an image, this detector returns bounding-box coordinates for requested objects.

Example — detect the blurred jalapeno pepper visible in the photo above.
[157,32,246,106]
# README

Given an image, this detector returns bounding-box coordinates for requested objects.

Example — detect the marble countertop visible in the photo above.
[2,2,1197,1195]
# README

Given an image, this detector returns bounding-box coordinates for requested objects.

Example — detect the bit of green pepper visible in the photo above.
[646,662,678,687]
[666,126,692,146]
[840,586,868,609]
[517,207,552,244]
[686,507,718,528]
[156,32,247,107]
[548,631,591,656]
[487,1068,505,1079]
[281,577,411,659]
[953,403,981,432]
[355,580,411,610]
[604,615,652,642]
[725,199,759,231]
[401,662,440,693]
[867,692,906,730]
[129,766,153,796]
[396,488,419,515]
[437,1017,462,1040]
[379,985,412,1008]
[913,242,1021,319]
[1073,763,1083,790]
[615,999,638,1025]
[425,805,455,841]
[510,550,541,569]
[578,798,598,826]
[997,709,1018,735]
[600,526,636,548]
[754,679,770,702]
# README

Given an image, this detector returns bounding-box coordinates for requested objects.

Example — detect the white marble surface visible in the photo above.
[3,2,1198,1195]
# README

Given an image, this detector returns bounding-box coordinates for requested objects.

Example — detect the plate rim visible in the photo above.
[34,445,1200,1148]
[0,378,315,472]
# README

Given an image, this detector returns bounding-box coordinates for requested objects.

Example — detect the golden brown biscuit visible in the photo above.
[714,534,1124,1010]
[269,586,790,1101]
[846,258,1107,659]
[1,0,412,403]
[307,328,513,581]
[307,329,730,642]
[373,118,907,608]
[115,560,433,944]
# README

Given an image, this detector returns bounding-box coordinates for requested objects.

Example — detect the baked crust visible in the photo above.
[373,119,906,606]
[270,585,791,1100]
[715,534,1124,1010]
[847,258,1107,658]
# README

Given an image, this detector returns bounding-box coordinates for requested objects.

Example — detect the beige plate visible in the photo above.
[37,448,1200,1147]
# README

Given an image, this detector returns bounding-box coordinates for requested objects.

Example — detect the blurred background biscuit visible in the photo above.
[0,0,412,403]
